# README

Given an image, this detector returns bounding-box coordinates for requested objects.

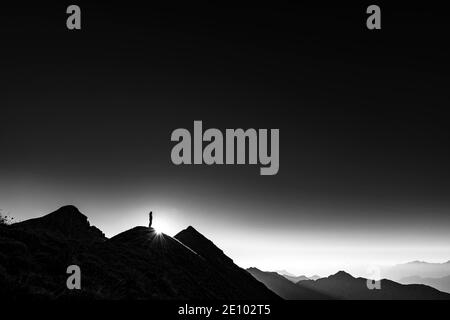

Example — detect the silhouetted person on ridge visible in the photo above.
[149,211,153,228]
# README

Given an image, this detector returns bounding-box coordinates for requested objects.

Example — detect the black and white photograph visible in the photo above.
[1,2,449,318]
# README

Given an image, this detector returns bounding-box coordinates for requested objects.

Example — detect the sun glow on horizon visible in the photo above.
[151,214,177,236]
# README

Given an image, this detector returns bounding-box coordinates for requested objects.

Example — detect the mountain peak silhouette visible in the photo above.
[246,267,332,300]
[329,271,354,280]
[175,228,280,300]
[12,205,105,242]
[175,226,234,266]
[251,269,450,300]
[407,260,427,264]
[53,204,81,214]
[1,206,279,299]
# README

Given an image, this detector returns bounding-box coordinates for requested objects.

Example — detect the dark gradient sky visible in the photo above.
[1,3,450,275]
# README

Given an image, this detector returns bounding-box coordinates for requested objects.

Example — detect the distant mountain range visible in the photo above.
[0,205,278,299]
[247,268,332,299]
[399,275,450,294]
[275,261,450,294]
[382,260,450,281]
[248,268,450,300]
[275,270,321,283]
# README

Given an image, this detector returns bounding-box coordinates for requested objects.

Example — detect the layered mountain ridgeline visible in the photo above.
[247,268,332,300]
[280,274,320,283]
[275,270,321,282]
[381,260,450,294]
[0,206,279,300]
[248,268,450,300]
[399,275,450,294]
[382,260,450,281]
[282,274,310,283]
[297,271,450,300]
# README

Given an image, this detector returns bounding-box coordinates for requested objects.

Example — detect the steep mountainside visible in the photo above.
[175,226,280,300]
[247,267,332,300]
[0,206,278,300]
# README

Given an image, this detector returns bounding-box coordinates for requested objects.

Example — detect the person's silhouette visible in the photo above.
[149,211,153,228]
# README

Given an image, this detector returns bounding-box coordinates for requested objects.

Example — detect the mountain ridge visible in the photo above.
[399,275,450,294]
[11,205,105,242]
[2,205,449,300]
[248,269,450,300]
[175,227,280,300]
[247,267,332,300]
[382,260,450,280]
[0,206,278,300]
